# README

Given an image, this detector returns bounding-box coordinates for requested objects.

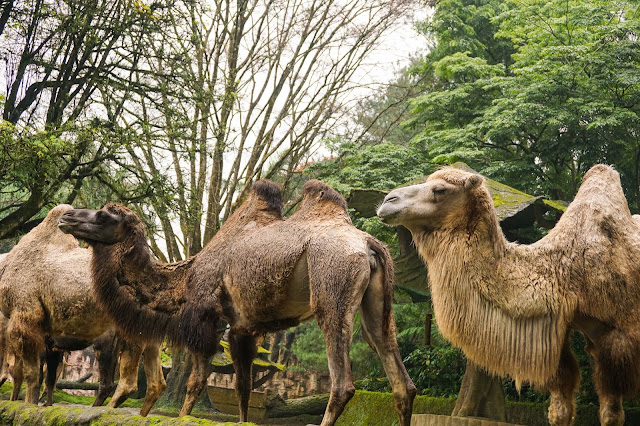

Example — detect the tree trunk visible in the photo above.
[267,393,329,418]
[157,349,214,411]
[452,360,506,421]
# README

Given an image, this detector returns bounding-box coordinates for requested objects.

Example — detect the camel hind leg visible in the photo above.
[309,254,370,426]
[179,351,213,417]
[590,329,640,426]
[229,332,257,422]
[93,330,120,407]
[139,343,167,416]
[540,334,579,426]
[359,265,416,426]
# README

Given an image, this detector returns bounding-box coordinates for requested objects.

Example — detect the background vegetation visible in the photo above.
[1,0,639,411]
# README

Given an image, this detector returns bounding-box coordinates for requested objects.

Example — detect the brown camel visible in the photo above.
[377,164,640,426]
[58,179,417,426]
[0,205,165,415]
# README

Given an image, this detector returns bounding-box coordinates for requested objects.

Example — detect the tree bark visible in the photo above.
[267,393,329,418]
[452,360,506,421]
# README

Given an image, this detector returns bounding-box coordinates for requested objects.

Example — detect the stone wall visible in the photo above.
[208,369,331,400]
[58,348,100,396]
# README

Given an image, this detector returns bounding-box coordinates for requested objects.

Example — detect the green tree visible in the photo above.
[0,0,170,238]
[409,0,640,207]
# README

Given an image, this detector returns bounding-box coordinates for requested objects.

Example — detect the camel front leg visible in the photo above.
[541,335,579,426]
[22,349,41,404]
[229,332,257,422]
[179,351,212,417]
[9,354,22,401]
[7,312,46,404]
[359,272,416,426]
[139,343,166,416]
[108,340,143,408]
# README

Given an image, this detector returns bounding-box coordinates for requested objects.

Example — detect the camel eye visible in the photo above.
[96,210,115,225]
[433,187,447,196]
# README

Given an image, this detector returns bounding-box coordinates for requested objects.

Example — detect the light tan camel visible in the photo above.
[0,205,165,415]
[377,165,640,426]
[58,179,417,426]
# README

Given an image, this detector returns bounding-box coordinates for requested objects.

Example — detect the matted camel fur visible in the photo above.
[58,179,416,426]
[377,164,640,426]
[0,205,165,415]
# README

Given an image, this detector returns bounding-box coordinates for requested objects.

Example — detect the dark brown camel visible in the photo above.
[58,179,416,426]
[0,205,165,415]
[377,165,640,426]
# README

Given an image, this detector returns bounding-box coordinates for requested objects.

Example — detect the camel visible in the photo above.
[57,179,417,426]
[376,164,640,426]
[0,205,165,415]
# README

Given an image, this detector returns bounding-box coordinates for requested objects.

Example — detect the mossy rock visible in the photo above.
[0,401,256,426]
[333,391,640,426]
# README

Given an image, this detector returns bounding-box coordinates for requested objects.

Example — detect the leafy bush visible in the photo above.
[403,345,465,398]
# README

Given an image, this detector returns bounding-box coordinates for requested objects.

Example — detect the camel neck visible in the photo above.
[413,212,562,320]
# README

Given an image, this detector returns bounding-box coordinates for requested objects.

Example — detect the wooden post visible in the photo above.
[425,313,432,346]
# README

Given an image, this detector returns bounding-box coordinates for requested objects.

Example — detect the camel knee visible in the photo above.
[330,385,355,409]
[147,379,167,399]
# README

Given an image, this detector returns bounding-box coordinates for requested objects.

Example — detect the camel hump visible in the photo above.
[582,164,617,182]
[302,179,348,211]
[575,164,626,207]
[43,204,74,223]
[22,204,79,247]
[251,180,283,212]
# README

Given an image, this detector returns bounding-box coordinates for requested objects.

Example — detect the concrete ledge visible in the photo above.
[411,414,524,426]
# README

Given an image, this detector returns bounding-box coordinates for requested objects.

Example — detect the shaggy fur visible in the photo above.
[0,206,165,415]
[377,164,640,426]
[58,179,416,426]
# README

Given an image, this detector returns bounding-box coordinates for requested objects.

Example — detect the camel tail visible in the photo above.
[367,237,394,335]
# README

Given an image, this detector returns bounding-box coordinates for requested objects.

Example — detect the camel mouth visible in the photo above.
[376,197,402,225]
[57,215,81,231]
[57,215,95,242]
[376,208,399,225]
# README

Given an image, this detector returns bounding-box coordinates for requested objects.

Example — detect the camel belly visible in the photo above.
[224,252,313,333]
[274,252,312,320]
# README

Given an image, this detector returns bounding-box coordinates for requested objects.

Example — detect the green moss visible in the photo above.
[412,395,457,416]
[0,400,260,425]
[542,198,567,212]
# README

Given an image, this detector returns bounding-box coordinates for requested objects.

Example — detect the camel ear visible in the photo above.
[464,174,483,190]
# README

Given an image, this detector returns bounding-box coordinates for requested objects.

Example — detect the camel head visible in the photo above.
[57,203,143,245]
[377,168,487,232]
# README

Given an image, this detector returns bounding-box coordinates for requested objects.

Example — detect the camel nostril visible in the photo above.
[385,196,399,204]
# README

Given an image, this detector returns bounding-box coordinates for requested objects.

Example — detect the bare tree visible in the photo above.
[0,0,169,238]
[99,0,416,259]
